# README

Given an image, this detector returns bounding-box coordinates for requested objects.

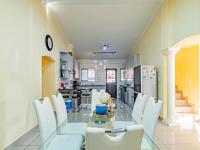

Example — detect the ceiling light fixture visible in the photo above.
[101,43,109,51]
[99,62,103,66]
[93,51,116,55]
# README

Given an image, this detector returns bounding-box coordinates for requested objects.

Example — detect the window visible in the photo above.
[106,69,116,83]
[88,69,95,82]
[81,69,95,82]
[120,69,126,81]
[127,68,133,81]
[81,69,88,81]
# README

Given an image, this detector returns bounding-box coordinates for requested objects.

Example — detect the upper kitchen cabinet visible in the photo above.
[60,52,74,81]
[126,54,140,68]
[74,59,80,79]
[126,54,140,84]
[133,54,140,67]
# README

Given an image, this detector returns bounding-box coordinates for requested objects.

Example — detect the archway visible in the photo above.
[163,35,200,125]
[42,56,56,98]
[175,45,199,124]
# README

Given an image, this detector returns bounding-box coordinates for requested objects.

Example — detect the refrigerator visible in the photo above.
[134,65,157,101]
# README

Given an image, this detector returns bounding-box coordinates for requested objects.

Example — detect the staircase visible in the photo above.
[175,86,198,124]
[175,86,193,113]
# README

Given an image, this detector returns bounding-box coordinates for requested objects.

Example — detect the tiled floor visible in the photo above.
[5,127,41,150]
[5,100,200,150]
[155,120,200,150]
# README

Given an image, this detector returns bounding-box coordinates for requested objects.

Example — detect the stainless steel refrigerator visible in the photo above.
[134,65,157,100]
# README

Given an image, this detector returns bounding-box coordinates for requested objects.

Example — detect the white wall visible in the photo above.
[0,0,72,149]
[78,59,127,96]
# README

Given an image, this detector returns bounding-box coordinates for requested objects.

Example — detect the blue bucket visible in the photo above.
[65,99,72,112]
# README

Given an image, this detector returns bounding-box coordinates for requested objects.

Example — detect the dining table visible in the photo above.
[36,109,165,150]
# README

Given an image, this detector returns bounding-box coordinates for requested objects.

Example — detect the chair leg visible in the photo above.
[86,95,88,109]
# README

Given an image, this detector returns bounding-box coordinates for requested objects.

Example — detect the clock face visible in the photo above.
[45,34,53,51]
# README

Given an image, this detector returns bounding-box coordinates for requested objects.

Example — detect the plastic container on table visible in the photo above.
[96,104,108,115]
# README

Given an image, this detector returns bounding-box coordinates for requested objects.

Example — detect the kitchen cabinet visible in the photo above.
[120,85,127,103]
[120,85,135,109]
[60,52,73,71]
[74,59,80,79]
[127,87,135,109]
[68,56,73,71]
[126,54,140,85]
[133,54,140,67]
[60,52,74,81]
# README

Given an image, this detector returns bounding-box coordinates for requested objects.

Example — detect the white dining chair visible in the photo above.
[91,89,105,114]
[113,96,163,150]
[52,93,86,136]
[122,96,163,138]
[33,98,83,150]
[86,125,144,150]
[141,97,163,150]
[113,93,148,129]
[132,93,148,123]
[143,97,163,139]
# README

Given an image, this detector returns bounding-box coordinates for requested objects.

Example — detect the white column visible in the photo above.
[166,50,176,125]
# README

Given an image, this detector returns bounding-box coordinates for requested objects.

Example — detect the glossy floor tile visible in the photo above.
[155,121,200,150]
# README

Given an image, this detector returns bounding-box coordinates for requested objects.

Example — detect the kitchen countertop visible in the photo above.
[58,88,91,91]
[120,84,129,88]
[80,84,106,86]
[120,84,134,89]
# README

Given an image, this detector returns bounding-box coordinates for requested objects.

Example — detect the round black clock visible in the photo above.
[45,34,53,51]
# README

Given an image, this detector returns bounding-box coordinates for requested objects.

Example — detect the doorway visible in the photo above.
[175,45,199,116]
[163,35,200,125]
[42,56,56,98]
[106,69,117,98]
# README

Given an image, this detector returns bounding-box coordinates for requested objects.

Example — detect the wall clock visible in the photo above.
[45,34,53,51]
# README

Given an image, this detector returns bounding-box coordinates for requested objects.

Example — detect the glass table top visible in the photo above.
[86,117,159,150]
[38,101,163,150]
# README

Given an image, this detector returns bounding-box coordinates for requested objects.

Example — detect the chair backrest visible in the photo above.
[132,93,148,123]
[52,93,68,127]
[143,97,163,139]
[86,125,144,150]
[91,89,105,113]
[33,98,57,143]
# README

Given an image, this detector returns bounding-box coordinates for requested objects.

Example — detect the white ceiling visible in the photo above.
[47,0,163,59]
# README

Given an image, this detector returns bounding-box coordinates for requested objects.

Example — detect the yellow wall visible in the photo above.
[130,0,200,118]
[130,1,163,100]
[175,45,199,112]
[169,0,200,45]
[0,0,72,149]
[42,56,56,98]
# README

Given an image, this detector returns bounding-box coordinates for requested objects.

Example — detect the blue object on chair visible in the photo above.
[96,104,108,115]
[65,99,72,112]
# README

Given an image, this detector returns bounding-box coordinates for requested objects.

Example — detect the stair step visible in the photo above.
[176,100,188,106]
[176,113,196,122]
[176,93,182,99]
[175,87,178,92]
[176,106,193,113]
